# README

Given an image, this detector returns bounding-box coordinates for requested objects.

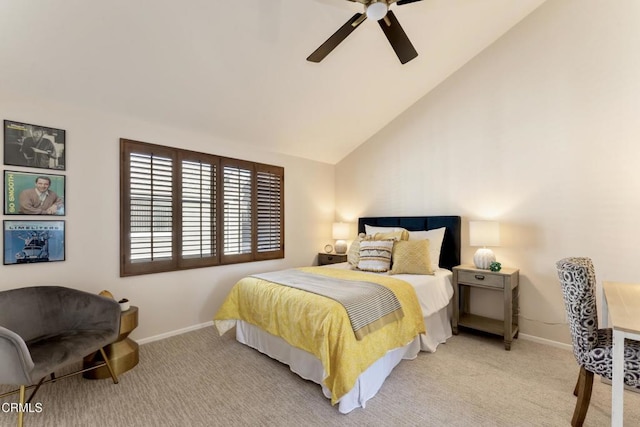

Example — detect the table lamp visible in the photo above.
[332,222,350,254]
[469,220,500,270]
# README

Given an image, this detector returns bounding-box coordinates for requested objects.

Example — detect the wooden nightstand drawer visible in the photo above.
[318,253,347,265]
[457,270,504,289]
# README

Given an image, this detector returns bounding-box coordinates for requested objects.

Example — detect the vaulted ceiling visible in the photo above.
[0,0,546,164]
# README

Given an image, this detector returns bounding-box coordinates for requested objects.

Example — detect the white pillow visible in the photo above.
[408,227,446,270]
[364,225,407,236]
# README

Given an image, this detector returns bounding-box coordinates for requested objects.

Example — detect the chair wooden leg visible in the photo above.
[572,366,594,427]
[573,372,580,396]
[17,385,25,427]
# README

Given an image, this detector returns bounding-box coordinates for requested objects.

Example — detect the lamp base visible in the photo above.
[473,248,496,270]
[335,240,347,254]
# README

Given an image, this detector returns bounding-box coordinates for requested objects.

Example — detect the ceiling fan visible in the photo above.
[307,0,423,65]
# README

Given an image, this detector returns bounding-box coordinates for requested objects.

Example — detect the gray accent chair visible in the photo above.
[556,257,640,427]
[0,286,121,427]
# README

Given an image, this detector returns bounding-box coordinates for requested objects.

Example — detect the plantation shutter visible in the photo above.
[121,139,284,276]
[221,159,253,263]
[255,164,284,260]
[121,141,177,276]
[180,153,218,268]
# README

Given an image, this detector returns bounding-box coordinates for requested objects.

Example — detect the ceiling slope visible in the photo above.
[0,0,546,164]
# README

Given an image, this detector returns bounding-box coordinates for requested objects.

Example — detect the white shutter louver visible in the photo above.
[181,160,216,259]
[256,169,283,255]
[129,152,173,262]
[223,165,252,255]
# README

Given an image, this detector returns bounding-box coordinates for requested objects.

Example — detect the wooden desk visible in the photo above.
[83,306,139,379]
[603,282,640,426]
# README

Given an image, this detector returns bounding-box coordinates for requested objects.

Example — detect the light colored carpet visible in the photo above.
[1,326,639,427]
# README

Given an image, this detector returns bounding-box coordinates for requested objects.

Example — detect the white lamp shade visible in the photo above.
[469,221,500,247]
[332,223,350,240]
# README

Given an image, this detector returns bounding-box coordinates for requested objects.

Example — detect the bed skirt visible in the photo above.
[235,307,452,413]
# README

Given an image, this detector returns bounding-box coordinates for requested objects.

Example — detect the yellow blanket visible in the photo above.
[213,266,426,404]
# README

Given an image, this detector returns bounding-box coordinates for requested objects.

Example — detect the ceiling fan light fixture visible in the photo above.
[366,1,388,21]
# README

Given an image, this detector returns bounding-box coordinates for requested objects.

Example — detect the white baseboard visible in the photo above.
[135,320,573,353]
[518,332,572,351]
[137,320,214,345]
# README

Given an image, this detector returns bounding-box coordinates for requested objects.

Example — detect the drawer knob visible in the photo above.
[474,274,485,280]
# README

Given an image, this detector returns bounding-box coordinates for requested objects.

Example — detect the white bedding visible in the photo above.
[326,262,454,319]
[234,263,454,413]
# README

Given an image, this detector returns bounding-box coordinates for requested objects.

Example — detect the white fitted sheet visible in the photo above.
[234,265,454,412]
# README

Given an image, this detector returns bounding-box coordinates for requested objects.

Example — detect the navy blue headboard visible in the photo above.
[358,216,461,271]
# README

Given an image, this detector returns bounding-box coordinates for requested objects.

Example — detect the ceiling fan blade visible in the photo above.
[378,10,418,64]
[396,0,423,5]
[307,13,367,63]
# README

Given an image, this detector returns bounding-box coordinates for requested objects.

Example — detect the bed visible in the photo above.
[214,215,461,413]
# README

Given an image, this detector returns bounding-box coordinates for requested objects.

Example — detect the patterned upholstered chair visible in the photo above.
[0,286,121,427]
[556,257,640,426]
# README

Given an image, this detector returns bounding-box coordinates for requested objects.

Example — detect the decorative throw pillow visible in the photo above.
[373,230,409,242]
[390,240,433,275]
[408,227,446,271]
[364,225,407,236]
[347,233,367,267]
[357,239,394,272]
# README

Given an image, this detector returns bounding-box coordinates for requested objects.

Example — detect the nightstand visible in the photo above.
[452,265,519,350]
[318,253,347,265]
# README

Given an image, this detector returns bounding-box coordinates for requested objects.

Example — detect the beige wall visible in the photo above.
[0,93,335,341]
[2,0,639,348]
[336,0,640,345]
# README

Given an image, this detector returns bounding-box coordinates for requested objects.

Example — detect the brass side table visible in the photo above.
[83,306,139,379]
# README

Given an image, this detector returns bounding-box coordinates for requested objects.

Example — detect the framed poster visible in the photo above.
[3,220,65,265]
[3,120,66,170]
[4,171,65,215]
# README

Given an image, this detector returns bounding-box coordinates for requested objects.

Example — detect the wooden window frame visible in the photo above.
[120,139,284,277]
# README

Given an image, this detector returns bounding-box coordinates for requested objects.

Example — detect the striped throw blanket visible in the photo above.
[251,269,404,340]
